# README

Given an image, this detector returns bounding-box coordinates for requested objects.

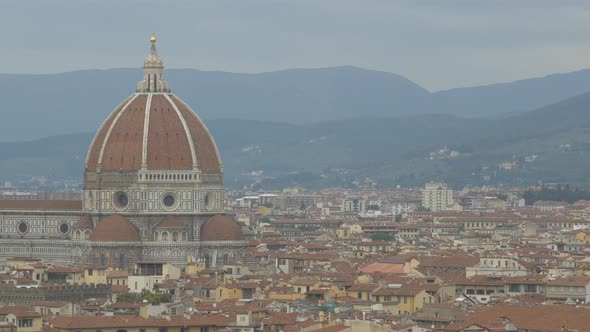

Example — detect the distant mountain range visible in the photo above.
[2,89,590,189]
[1,66,590,189]
[3,66,590,141]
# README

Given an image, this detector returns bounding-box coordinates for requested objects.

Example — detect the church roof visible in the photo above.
[72,215,93,228]
[89,215,140,242]
[200,214,244,242]
[85,35,222,175]
[155,216,187,228]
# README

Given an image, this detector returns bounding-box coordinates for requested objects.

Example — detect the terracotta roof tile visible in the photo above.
[72,215,93,228]
[146,95,192,170]
[172,95,221,174]
[86,93,221,174]
[360,262,404,274]
[89,214,140,242]
[86,96,133,171]
[200,214,244,241]
[155,216,188,228]
[101,95,147,172]
[447,304,590,331]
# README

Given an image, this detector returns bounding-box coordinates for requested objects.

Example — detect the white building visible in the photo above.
[391,201,419,216]
[341,197,366,213]
[422,181,454,211]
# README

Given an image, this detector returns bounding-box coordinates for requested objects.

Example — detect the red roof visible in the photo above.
[360,262,404,274]
[72,215,93,228]
[86,94,221,174]
[200,214,244,241]
[89,215,140,242]
[155,216,188,228]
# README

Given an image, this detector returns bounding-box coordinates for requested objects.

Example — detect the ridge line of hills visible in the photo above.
[2,66,590,141]
[2,66,590,188]
[2,87,590,189]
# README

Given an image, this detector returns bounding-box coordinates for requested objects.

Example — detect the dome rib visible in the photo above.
[171,95,223,174]
[101,95,147,172]
[87,93,222,173]
[146,94,193,170]
[85,95,134,171]
[140,93,153,168]
[164,93,197,169]
[86,38,222,175]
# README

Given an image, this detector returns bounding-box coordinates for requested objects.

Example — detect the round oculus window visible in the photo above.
[163,194,175,207]
[113,191,129,210]
[59,223,70,234]
[17,222,28,234]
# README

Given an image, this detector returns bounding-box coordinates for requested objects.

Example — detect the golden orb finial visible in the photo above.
[150,33,157,44]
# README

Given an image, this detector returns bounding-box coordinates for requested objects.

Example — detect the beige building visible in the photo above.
[466,257,528,278]
[4,311,42,332]
[128,263,181,293]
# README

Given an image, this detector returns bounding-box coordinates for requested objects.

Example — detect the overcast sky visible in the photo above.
[2,0,590,91]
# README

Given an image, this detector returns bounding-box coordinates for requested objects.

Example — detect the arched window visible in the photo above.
[181,232,187,241]
[223,254,229,265]
[162,232,168,241]
[204,255,210,268]
[172,232,179,242]
[118,253,125,268]
[100,253,106,266]
[84,231,90,240]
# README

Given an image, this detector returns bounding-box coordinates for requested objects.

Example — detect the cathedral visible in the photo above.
[0,35,246,269]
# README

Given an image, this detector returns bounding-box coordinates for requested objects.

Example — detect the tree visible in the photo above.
[371,233,393,241]
[116,291,172,305]
[495,193,508,201]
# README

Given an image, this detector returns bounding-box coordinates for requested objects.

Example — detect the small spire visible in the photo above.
[137,33,170,93]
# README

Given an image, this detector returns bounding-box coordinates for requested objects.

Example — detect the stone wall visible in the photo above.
[0,284,111,305]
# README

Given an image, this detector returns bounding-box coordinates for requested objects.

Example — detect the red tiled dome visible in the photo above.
[89,215,140,242]
[155,216,188,228]
[200,215,244,241]
[85,94,222,174]
[73,215,93,229]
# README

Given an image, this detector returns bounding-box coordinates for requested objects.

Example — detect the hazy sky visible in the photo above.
[2,0,590,91]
